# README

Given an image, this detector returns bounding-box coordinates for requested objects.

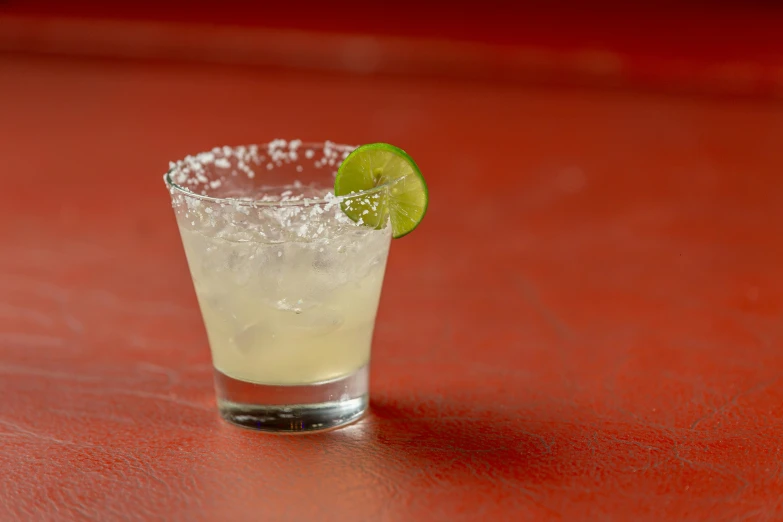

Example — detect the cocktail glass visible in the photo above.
[164,140,391,432]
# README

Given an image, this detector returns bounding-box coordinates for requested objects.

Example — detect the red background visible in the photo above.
[1,2,783,521]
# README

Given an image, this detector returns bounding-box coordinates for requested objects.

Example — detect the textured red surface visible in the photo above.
[2,52,783,521]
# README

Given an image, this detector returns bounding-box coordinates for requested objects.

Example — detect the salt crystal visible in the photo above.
[197,152,215,164]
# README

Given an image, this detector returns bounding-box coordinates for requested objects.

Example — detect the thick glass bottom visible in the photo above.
[213,364,369,433]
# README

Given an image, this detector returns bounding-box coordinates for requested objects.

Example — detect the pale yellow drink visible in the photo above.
[179,223,390,385]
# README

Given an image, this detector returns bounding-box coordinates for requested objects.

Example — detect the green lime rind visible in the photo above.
[334,143,428,239]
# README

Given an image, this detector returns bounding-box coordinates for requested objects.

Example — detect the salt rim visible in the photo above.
[164,140,390,208]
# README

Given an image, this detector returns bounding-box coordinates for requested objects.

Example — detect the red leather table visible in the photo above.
[2,12,783,522]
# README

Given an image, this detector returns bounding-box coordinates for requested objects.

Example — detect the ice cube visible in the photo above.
[293,307,344,335]
[312,250,333,271]
[232,320,273,354]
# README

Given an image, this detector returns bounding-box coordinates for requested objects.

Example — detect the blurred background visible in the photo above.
[3,0,783,96]
[3,1,782,203]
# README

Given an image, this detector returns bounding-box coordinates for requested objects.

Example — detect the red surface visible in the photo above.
[4,0,783,59]
[3,2,783,98]
[2,52,783,521]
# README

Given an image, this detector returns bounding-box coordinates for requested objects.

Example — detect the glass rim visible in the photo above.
[164,141,391,208]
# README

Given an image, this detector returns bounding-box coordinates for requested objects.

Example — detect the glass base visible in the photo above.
[214,365,369,433]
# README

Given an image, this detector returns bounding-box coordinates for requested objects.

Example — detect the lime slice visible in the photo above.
[334,143,428,239]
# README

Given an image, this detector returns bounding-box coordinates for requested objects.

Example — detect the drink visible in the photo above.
[165,140,427,432]
[178,208,390,386]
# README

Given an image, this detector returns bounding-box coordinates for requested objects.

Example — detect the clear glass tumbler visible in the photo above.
[164,140,391,432]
